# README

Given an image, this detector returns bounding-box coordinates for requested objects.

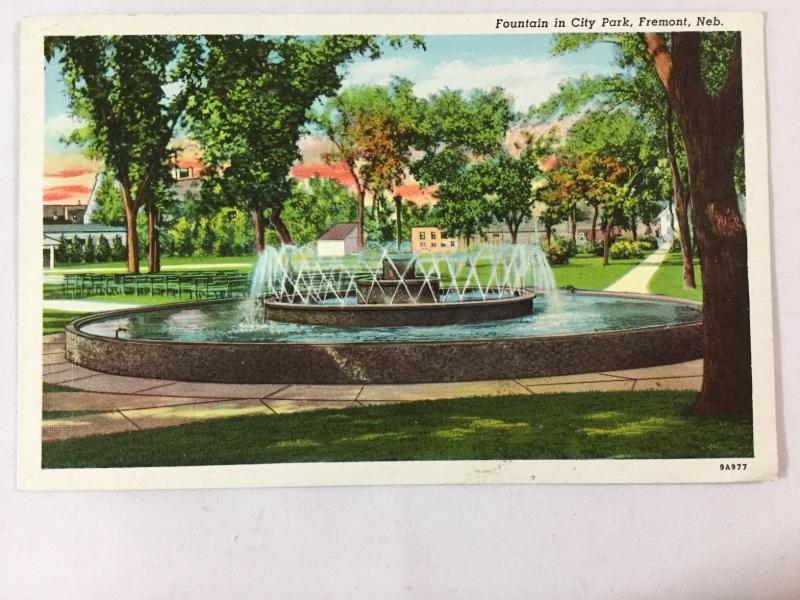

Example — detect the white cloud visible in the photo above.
[413,57,605,113]
[45,113,85,143]
[342,56,419,87]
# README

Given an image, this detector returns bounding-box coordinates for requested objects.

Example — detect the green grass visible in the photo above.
[44,284,195,305]
[49,255,254,274]
[551,254,648,290]
[41,390,752,468]
[43,309,87,334]
[43,382,80,393]
[649,252,703,302]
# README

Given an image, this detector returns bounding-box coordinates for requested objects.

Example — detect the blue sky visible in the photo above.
[44,34,617,152]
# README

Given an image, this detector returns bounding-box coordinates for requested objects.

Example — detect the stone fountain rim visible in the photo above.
[64,291,704,384]
[66,290,703,348]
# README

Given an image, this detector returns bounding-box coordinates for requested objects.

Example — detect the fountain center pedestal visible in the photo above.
[356,254,440,305]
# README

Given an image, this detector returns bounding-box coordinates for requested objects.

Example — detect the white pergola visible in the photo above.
[42,235,59,269]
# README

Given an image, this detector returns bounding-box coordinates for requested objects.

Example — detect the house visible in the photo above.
[317,223,359,256]
[411,226,460,253]
[43,198,88,224]
[653,205,677,243]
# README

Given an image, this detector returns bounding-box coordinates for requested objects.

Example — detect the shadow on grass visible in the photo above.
[42,390,753,468]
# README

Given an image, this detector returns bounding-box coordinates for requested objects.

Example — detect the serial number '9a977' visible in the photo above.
[720,463,748,471]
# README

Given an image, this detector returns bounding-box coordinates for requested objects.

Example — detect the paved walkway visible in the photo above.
[604,244,671,294]
[41,333,703,442]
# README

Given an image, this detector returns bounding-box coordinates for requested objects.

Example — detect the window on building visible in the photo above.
[420,242,426,248]
[178,167,192,179]
[431,231,437,240]
[431,243,436,248]
[450,240,456,247]
[419,231,425,240]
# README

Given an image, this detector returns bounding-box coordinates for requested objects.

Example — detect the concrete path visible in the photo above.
[44,299,141,312]
[605,244,671,294]
[41,333,703,442]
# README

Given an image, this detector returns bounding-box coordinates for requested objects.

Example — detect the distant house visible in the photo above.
[411,226,460,253]
[43,198,88,224]
[317,223,359,256]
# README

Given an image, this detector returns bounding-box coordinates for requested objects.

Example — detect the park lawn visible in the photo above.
[44,284,196,306]
[43,309,88,335]
[41,390,752,468]
[550,254,648,290]
[649,252,703,302]
[49,255,254,274]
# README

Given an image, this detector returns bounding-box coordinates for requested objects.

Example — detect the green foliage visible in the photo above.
[670,236,683,253]
[412,88,514,187]
[89,170,125,226]
[638,235,659,251]
[46,35,203,270]
[191,35,422,243]
[609,239,645,260]
[110,235,126,261]
[82,236,96,263]
[55,235,68,263]
[166,209,254,257]
[95,235,112,262]
[65,237,83,263]
[545,240,570,265]
[194,219,216,257]
[282,178,358,245]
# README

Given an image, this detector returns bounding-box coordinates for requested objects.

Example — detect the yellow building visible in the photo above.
[411,226,460,253]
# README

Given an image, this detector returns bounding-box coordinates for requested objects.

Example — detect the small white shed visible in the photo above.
[317,223,359,257]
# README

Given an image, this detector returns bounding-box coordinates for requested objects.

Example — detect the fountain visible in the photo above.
[254,244,540,327]
[64,242,704,384]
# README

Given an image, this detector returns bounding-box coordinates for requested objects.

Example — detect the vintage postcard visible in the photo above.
[18,12,777,489]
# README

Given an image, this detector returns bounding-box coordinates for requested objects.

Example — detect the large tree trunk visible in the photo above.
[642,32,750,416]
[146,198,160,273]
[665,103,696,288]
[571,211,577,244]
[602,215,614,266]
[630,215,638,241]
[590,204,598,245]
[393,195,403,251]
[269,205,293,245]
[120,185,139,274]
[509,222,518,244]
[545,226,552,247]
[252,209,266,254]
[357,189,365,251]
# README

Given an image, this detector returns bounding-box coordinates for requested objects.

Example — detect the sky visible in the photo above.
[43,34,617,205]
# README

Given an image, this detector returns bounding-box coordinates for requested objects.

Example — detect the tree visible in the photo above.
[563,111,653,265]
[315,78,423,250]
[640,32,750,415]
[412,88,515,245]
[46,36,202,273]
[191,35,423,253]
[281,176,358,245]
[434,166,494,246]
[479,139,551,243]
[539,34,697,288]
[96,234,112,262]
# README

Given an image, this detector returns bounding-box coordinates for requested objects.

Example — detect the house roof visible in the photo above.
[44,224,126,234]
[318,222,358,241]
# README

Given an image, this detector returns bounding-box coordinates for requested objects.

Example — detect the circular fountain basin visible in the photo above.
[264,290,535,327]
[65,292,703,385]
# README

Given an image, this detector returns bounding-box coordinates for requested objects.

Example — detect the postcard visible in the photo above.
[18,12,777,489]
